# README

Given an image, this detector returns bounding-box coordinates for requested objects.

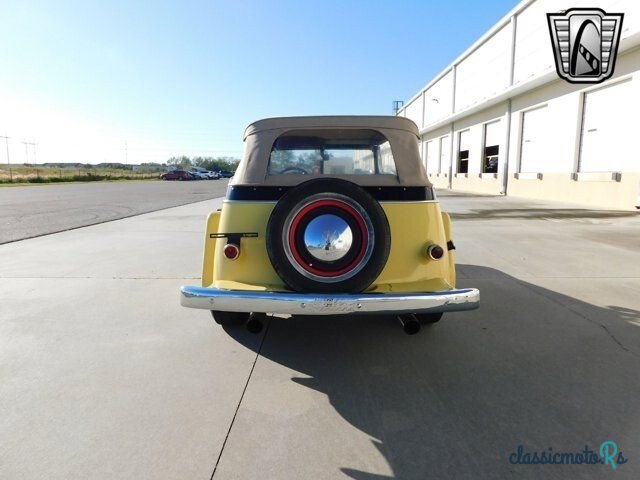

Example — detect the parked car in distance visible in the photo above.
[160,169,192,181]
[180,115,480,335]
[191,167,220,180]
[189,170,209,180]
[218,170,234,178]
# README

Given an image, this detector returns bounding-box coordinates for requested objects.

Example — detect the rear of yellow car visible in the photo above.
[180,116,479,334]
[202,199,456,294]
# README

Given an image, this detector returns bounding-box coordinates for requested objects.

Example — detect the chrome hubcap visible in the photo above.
[303,214,353,261]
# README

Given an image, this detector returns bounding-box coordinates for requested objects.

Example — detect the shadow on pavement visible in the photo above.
[224,265,640,479]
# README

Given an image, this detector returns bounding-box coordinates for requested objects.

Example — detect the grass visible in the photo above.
[0,165,160,185]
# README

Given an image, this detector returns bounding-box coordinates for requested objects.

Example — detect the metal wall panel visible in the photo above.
[404,97,424,129]
[455,25,511,111]
[423,70,455,127]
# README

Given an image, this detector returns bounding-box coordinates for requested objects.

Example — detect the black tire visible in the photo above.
[414,312,443,324]
[210,310,250,325]
[266,178,391,293]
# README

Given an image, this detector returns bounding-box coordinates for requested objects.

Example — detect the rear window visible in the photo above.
[268,129,397,176]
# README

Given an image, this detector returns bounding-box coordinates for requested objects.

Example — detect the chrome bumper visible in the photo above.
[180,285,480,316]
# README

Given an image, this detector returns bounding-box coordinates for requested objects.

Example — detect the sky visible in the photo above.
[0,0,517,165]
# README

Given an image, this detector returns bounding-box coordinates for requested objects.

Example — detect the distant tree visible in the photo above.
[168,156,240,172]
[269,150,298,171]
[167,156,192,169]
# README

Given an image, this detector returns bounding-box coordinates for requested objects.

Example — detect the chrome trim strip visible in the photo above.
[223,200,278,204]
[222,199,439,205]
[180,285,480,315]
[378,200,439,204]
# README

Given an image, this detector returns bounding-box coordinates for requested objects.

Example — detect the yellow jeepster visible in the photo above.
[180,116,479,334]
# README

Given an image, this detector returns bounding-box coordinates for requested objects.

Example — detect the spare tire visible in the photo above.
[266,178,390,293]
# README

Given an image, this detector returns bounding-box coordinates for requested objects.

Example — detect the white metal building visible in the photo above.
[396,0,640,210]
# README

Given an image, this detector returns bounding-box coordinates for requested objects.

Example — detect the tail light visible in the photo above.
[427,244,445,261]
[223,243,240,260]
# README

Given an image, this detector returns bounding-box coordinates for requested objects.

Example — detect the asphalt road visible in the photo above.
[0,179,229,244]
[1,190,639,479]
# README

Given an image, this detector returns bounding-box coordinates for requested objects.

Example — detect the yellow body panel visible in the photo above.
[369,203,455,292]
[441,211,456,288]
[202,200,457,293]
[210,202,283,290]
[201,210,220,287]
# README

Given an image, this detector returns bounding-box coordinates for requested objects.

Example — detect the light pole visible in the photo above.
[0,135,11,181]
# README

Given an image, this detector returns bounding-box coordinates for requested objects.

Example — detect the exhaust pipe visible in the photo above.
[397,314,421,335]
[246,312,265,334]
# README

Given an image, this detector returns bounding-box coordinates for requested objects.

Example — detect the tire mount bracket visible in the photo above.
[210,233,258,256]
[210,232,259,244]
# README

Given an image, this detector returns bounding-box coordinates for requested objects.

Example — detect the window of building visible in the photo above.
[457,130,470,174]
[483,121,501,173]
[268,129,396,176]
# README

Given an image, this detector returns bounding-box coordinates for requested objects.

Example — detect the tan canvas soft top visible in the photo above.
[233,116,430,187]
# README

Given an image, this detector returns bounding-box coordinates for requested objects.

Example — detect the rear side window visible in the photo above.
[268,129,397,176]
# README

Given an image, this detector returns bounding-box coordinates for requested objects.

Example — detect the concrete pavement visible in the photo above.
[1,191,639,479]
[0,180,229,244]
[0,199,264,479]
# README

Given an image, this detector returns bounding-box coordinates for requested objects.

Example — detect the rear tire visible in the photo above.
[210,310,250,325]
[266,178,390,293]
[414,312,443,324]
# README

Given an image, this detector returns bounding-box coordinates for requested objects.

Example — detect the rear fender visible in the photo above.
[441,211,456,288]
[202,211,221,287]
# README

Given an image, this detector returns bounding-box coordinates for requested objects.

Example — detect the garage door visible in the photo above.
[579,79,633,172]
[519,106,548,173]
[439,135,450,174]
[457,130,471,173]
[484,121,502,149]
[484,121,502,173]
[458,130,471,152]
[425,140,438,174]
